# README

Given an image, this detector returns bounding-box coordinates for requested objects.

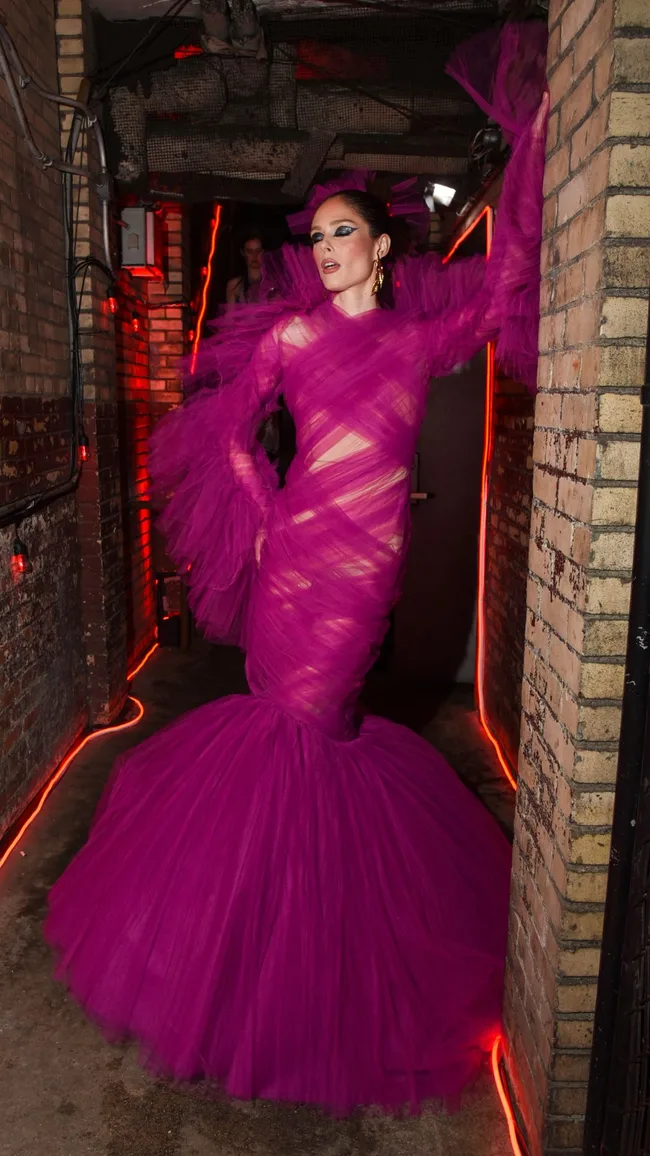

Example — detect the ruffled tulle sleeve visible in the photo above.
[149,322,284,648]
[394,91,547,390]
[392,248,486,367]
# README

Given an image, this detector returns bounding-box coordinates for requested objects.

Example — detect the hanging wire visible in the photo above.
[95,0,196,96]
[0,24,114,529]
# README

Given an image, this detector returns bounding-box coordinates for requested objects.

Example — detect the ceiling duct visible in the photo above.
[101,5,494,199]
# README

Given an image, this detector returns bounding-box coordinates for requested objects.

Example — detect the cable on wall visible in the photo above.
[0,23,113,534]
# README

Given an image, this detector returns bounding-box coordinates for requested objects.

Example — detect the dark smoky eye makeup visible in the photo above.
[310,224,358,244]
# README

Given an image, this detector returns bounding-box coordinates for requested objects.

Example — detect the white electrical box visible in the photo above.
[120,206,162,278]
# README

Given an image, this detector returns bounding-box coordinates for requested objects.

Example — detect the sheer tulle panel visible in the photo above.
[245,308,428,739]
[446,22,548,145]
[150,326,284,645]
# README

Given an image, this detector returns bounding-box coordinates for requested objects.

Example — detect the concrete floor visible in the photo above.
[0,642,514,1156]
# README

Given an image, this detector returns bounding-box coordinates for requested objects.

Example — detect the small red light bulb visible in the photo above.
[187,328,195,343]
[79,433,90,463]
[108,295,118,315]
[132,314,142,333]
[11,536,28,577]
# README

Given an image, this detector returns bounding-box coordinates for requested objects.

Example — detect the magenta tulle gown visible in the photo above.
[44,38,548,1115]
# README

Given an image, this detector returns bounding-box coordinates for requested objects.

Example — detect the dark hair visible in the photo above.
[320,189,392,240]
[235,226,264,253]
[231,228,264,296]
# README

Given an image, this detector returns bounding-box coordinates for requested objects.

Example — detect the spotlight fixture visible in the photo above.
[470,122,503,171]
[424,182,457,210]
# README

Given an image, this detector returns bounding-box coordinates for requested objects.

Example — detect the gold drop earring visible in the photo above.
[372,258,385,296]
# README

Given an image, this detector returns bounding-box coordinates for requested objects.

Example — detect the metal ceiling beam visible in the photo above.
[281,129,337,197]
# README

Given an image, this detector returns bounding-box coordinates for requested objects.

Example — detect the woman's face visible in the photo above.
[243,238,263,275]
[310,196,389,293]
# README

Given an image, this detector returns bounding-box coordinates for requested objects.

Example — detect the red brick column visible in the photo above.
[115,281,152,669]
[115,204,190,667]
[504,0,650,1152]
[148,204,189,411]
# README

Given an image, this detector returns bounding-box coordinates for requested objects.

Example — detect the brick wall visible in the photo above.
[0,1,86,834]
[57,0,128,722]
[148,205,189,409]
[484,372,536,769]
[0,0,192,834]
[116,281,154,666]
[504,0,650,1152]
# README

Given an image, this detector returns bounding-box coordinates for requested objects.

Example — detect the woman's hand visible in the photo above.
[532,90,550,141]
[254,526,266,567]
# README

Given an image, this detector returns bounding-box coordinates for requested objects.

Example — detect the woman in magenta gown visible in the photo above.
[44,35,548,1114]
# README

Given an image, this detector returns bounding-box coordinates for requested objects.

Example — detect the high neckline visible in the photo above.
[329,298,382,321]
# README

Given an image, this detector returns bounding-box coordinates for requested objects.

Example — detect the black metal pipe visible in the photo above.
[583,295,650,1156]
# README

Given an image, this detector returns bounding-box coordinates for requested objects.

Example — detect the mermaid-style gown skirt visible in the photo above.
[45,445,511,1112]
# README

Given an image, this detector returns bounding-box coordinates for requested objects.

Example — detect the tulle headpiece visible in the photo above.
[286,170,429,244]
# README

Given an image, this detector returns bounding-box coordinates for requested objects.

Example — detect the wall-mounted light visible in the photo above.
[424,182,457,210]
[78,433,90,463]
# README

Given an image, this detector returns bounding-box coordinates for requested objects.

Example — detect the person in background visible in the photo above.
[226,229,265,305]
[226,227,291,471]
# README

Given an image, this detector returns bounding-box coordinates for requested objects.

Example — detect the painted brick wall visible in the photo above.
[0,1,86,835]
[504,0,650,1152]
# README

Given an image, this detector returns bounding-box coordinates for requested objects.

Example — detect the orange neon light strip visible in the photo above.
[0,699,144,872]
[491,1036,525,1156]
[443,206,517,792]
[0,643,159,873]
[191,204,222,374]
[443,204,492,266]
[128,641,159,681]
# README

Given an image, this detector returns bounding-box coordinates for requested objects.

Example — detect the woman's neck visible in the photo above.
[332,277,379,317]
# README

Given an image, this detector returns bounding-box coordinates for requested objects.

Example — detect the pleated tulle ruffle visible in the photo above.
[45,695,511,1114]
